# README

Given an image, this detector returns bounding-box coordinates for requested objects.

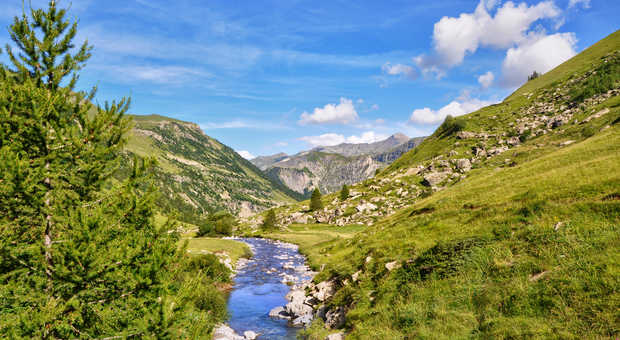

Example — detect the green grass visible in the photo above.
[260,224,366,271]
[184,237,252,265]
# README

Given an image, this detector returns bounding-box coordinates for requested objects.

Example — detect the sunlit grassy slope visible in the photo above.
[290,30,620,339]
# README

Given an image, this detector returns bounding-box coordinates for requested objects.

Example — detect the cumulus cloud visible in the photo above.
[502,32,577,87]
[478,71,495,89]
[568,0,590,8]
[237,150,255,159]
[299,98,359,125]
[409,97,496,125]
[382,62,417,79]
[415,0,561,76]
[299,131,389,147]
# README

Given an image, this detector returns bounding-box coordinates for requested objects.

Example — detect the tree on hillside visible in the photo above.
[261,209,278,231]
[528,71,540,81]
[340,184,350,201]
[0,1,210,337]
[310,188,324,211]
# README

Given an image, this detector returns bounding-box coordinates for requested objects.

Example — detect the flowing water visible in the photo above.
[226,238,313,339]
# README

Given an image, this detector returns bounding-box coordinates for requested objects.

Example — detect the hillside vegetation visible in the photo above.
[119,114,300,226]
[252,30,620,339]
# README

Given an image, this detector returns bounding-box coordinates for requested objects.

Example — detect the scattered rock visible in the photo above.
[554,222,564,231]
[423,172,450,187]
[291,313,313,327]
[583,108,609,123]
[269,306,291,320]
[213,324,245,340]
[560,140,575,146]
[385,261,401,271]
[314,281,337,302]
[529,270,550,282]
[351,270,362,282]
[325,307,346,329]
[325,333,345,340]
[356,202,378,212]
[455,158,472,172]
[456,131,476,139]
[243,331,258,340]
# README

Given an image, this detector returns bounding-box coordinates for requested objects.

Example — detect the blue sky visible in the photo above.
[1,0,618,158]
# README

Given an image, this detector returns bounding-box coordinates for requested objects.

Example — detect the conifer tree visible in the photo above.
[0,1,205,338]
[340,184,350,201]
[310,188,324,211]
[262,209,277,230]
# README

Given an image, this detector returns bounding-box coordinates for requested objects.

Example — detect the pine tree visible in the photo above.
[262,209,277,230]
[310,188,324,211]
[340,184,350,201]
[0,1,205,338]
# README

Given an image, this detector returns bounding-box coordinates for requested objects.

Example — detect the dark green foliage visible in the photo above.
[519,129,532,142]
[528,71,540,81]
[310,188,324,211]
[570,53,620,103]
[197,211,237,237]
[0,2,225,337]
[261,209,278,231]
[339,184,350,201]
[437,115,466,138]
[581,126,596,138]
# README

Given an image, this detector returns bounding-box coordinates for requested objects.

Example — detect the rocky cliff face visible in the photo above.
[121,115,299,225]
[253,134,425,195]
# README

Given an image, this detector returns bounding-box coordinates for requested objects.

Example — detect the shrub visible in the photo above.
[437,115,467,138]
[196,211,236,237]
[528,71,540,81]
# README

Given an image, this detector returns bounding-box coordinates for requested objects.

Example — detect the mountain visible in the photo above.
[251,152,288,171]
[119,114,300,225]
[251,134,425,196]
[246,30,620,338]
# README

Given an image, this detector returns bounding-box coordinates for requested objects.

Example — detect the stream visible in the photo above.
[226,238,314,339]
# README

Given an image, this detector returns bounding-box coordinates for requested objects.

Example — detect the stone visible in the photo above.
[507,137,520,146]
[456,131,476,139]
[314,281,336,302]
[422,172,450,187]
[243,331,259,340]
[213,324,245,340]
[583,108,609,123]
[488,146,508,156]
[285,289,313,316]
[290,212,308,224]
[455,159,472,172]
[325,333,345,340]
[356,202,378,212]
[315,305,328,320]
[269,306,291,320]
[291,314,313,327]
[560,140,575,146]
[325,307,346,329]
[351,270,362,282]
[385,261,400,271]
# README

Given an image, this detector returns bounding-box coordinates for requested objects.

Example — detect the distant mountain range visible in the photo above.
[251,134,425,196]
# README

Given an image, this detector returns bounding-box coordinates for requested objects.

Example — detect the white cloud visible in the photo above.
[478,71,495,89]
[299,133,346,147]
[501,32,577,87]
[371,104,380,111]
[382,62,417,79]
[415,0,561,75]
[409,97,496,125]
[100,65,211,84]
[299,98,359,125]
[237,150,255,160]
[568,0,590,9]
[346,131,389,144]
[200,120,287,130]
[299,131,389,147]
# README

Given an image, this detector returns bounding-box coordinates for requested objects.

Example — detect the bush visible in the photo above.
[528,71,540,81]
[581,126,596,138]
[437,115,466,138]
[196,211,237,237]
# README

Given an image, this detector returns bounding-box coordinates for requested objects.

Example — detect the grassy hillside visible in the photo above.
[255,30,620,339]
[119,114,301,226]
